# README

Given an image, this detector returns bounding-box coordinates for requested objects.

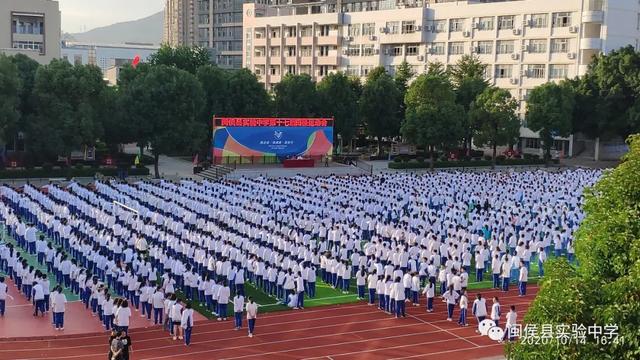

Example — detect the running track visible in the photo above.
[0,287,537,360]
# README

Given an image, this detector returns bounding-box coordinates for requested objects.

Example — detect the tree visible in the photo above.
[470,87,520,166]
[27,60,108,163]
[148,45,210,74]
[317,72,359,149]
[120,65,205,177]
[394,61,415,127]
[401,73,465,167]
[197,65,230,153]
[526,82,575,162]
[360,71,401,154]
[273,74,318,117]
[511,134,640,359]
[365,66,387,83]
[427,61,447,77]
[0,55,20,147]
[9,54,39,132]
[225,69,272,116]
[449,55,487,87]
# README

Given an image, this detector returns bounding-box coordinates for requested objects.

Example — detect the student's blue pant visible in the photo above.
[234,312,243,328]
[411,291,418,304]
[368,288,376,304]
[357,285,365,299]
[44,295,50,312]
[538,260,544,277]
[103,314,113,330]
[395,300,405,317]
[378,294,385,310]
[34,299,45,315]
[440,281,447,295]
[493,274,500,288]
[458,308,467,325]
[154,308,163,325]
[426,297,433,311]
[236,284,244,296]
[218,303,228,318]
[308,282,316,298]
[476,268,484,282]
[145,303,152,319]
[502,277,510,291]
[519,281,527,295]
[37,252,45,265]
[297,292,304,308]
[53,312,64,328]
[447,303,455,319]
[0,299,5,316]
[248,318,256,334]
[184,326,192,345]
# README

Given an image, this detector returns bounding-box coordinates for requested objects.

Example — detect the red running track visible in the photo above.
[0,286,538,360]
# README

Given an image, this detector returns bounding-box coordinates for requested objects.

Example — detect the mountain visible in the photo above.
[65,11,164,45]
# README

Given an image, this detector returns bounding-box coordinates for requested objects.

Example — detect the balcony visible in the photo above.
[254,37,266,47]
[300,56,313,65]
[317,36,339,46]
[582,11,604,23]
[285,37,298,46]
[317,56,338,66]
[284,56,297,65]
[580,37,602,50]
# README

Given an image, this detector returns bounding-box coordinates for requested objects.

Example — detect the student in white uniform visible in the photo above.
[501,305,517,342]
[171,298,184,341]
[246,296,258,338]
[442,286,459,321]
[472,293,488,332]
[422,281,435,312]
[457,290,469,326]
[51,286,67,330]
[518,261,528,296]
[490,297,501,327]
[115,299,132,334]
[32,281,45,316]
[233,293,245,330]
[0,276,7,316]
[181,302,195,346]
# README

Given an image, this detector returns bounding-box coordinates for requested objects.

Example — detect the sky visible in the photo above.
[57,0,164,33]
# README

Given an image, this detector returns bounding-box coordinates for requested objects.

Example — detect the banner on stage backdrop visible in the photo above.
[212,117,334,161]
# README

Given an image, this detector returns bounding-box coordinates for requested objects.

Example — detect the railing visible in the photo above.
[213,155,329,166]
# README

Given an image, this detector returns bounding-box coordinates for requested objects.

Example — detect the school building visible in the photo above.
[241,0,640,157]
[0,0,61,64]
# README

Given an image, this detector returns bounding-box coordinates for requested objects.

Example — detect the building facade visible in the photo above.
[242,0,640,155]
[164,0,245,69]
[0,0,61,64]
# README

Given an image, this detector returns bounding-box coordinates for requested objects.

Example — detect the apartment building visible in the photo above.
[164,0,246,69]
[0,0,61,64]
[242,0,640,155]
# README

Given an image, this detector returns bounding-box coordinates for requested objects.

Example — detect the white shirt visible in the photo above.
[246,302,258,319]
[181,308,194,328]
[0,283,7,300]
[32,283,45,300]
[473,298,487,317]
[505,310,517,327]
[233,295,245,313]
[116,307,131,326]
[52,293,67,313]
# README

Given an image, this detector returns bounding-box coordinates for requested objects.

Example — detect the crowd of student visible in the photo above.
[0,169,599,343]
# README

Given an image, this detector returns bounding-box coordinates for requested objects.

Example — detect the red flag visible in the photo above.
[132,55,140,68]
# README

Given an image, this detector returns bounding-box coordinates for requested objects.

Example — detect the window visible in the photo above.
[287,46,296,57]
[530,14,548,28]
[525,138,540,149]
[319,65,332,76]
[406,45,418,56]
[11,16,44,35]
[270,28,280,38]
[528,39,547,53]
[448,42,465,55]
[362,44,375,56]
[497,40,515,54]
[386,21,400,34]
[199,14,210,24]
[319,25,330,36]
[477,41,493,54]
[495,65,513,78]
[477,17,494,31]
[402,21,416,34]
[391,46,402,56]
[348,24,361,37]
[549,64,569,79]
[300,26,312,37]
[552,12,572,27]
[269,66,279,75]
[347,45,361,56]
[527,64,546,78]
[319,46,331,56]
[300,46,312,57]
[362,65,373,76]
[430,42,445,55]
[286,26,297,37]
[12,40,44,54]
[270,47,280,56]
[286,65,296,75]
[498,16,515,30]
[551,38,569,53]
[434,20,447,33]
[362,23,375,36]
[450,18,465,32]
[346,65,359,76]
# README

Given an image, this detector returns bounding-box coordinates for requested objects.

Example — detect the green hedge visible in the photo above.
[0,166,150,179]
[388,158,551,169]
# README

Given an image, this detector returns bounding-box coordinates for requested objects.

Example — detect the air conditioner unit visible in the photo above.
[510,78,519,85]
[513,28,521,35]
[368,35,377,41]
[471,22,478,29]
[344,36,353,41]
[427,47,435,54]
[521,45,529,52]
[569,26,579,33]
[417,55,425,61]
[374,48,380,54]
[521,69,529,77]
[255,68,262,75]
[522,19,528,27]
[424,25,433,32]
[470,46,477,53]
[511,53,520,60]
[567,52,576,59]
[342,49,349,55]
[416,25,422,31]
[379,27,388,34]
[463,30,471,37]
[383,48,389,55]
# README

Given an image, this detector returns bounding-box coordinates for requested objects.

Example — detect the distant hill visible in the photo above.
[64,11,163,45]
